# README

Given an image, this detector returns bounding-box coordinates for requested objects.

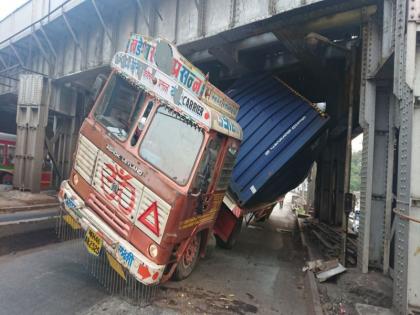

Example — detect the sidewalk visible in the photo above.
[0,189,59,213]
[299,216,393,315]
[0,189,59,237]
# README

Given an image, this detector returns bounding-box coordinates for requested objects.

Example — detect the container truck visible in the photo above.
[58,33,329,289]
[58,34,243,287]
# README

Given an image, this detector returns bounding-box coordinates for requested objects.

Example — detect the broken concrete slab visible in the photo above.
[316,263,346,282]
[355,303,394,315]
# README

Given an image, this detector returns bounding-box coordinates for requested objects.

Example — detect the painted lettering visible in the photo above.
[181,95,204,117]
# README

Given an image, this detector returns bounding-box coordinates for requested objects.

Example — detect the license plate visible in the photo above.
[117,244,135,268]
[84,228,103,256]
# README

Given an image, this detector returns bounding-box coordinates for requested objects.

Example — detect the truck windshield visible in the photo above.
[94,74,144,141]
[140,106,204,185]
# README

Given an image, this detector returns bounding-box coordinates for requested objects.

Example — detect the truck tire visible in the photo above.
[204,233,216,259]
[173,233,201,281]
[215,216,243,249]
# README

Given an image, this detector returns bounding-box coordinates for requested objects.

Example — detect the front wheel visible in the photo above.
[173,233,201,281]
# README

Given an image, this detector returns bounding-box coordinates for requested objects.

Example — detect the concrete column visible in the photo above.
[13,74,49,192]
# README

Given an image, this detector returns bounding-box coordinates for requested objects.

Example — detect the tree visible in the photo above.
[350,150,362,192]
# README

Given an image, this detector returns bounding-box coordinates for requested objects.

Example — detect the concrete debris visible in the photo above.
[303,259,346,282]
[316,263,346,282]
[355,303,394,315]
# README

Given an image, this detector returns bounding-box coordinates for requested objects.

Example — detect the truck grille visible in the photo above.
[87,192,132,238]
[73,135,171,243]
[74,135,98,184]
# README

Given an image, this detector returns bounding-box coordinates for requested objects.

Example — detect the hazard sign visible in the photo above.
[138,201,160,236]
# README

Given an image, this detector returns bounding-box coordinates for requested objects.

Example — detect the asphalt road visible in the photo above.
[0,206,307,315]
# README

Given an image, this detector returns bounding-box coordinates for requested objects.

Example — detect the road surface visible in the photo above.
[0,205,307,315]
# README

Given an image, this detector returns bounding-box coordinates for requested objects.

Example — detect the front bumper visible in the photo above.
[59,180,165,285]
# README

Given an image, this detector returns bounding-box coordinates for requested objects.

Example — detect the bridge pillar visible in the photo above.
[355,9,396,275]
[46,83,83,187]
[13,74,49,192]
[391,0,420,313]
[13,74,83,192]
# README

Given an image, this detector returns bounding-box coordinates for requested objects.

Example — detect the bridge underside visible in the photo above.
[0,0,419,313]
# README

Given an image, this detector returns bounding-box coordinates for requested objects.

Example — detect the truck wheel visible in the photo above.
[173,233,201,281]
[204,233,216,259]
[215,216,243,249]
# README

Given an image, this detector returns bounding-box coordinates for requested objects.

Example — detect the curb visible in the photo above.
[0,208,59,238]
[0,202,60,214]
[298,217,324,315]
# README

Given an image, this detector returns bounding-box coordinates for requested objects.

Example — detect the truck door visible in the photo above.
[192,134,226,215]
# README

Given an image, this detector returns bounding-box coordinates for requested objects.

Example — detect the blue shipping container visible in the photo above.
[227,75,330,208]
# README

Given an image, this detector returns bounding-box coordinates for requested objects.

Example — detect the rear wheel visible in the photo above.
[173,233,201,281]
[215,216,243,249]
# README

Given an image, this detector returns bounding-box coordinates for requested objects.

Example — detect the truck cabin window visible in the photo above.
[194,136,223,193]
[94,74,145,141]
[140,106,204,185]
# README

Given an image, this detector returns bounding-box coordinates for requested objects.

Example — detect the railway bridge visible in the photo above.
[0,0,419,313]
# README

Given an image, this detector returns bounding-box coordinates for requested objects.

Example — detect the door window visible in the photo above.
[194,135,224,193]
[94,74,145,142]
[139,106,204,185]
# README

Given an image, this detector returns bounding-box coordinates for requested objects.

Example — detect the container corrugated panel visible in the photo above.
[226,75,330,208]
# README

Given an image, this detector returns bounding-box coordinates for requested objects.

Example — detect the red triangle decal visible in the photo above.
[138,201,160,236]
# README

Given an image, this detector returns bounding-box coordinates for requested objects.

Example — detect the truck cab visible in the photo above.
[58,34,242,285]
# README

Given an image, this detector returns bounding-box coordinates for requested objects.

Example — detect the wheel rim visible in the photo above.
[182,235,199,268]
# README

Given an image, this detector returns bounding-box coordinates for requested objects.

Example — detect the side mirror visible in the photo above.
[91,74,107,100]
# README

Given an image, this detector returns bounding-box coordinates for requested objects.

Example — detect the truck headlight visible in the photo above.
[149,244,158,258]
[73,173,79,185]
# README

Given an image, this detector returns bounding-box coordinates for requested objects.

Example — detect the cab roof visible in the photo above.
[110,34,242,141]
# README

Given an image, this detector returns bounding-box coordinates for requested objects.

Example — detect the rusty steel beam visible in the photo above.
[91,0,114,47]
[9,41,24,67]
[62,8,82,53]
[0,73,18,81]
[31,27,52,69]
[134,0,151,34]
[0,82,12,87]
[208,45,248,74]
[0,55,7,69]
[39,24,58,59]
[0,64,20,75]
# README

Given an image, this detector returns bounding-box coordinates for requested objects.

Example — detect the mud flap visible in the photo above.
[213,205,239,242]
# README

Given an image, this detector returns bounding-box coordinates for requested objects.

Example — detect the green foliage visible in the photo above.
[350,150,362,192]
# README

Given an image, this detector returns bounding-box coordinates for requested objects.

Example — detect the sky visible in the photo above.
[352,134,363,152]
[0,0,27,21]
